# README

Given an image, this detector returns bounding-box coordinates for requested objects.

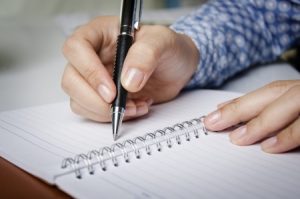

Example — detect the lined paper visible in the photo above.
[57,132,300,199]
[1,90,299,199]
[0,89,235,182]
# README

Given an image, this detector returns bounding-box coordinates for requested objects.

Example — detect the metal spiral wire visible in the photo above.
[61,117,207,179]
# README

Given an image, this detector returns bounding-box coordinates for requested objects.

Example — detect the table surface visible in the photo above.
[0,157,70,199]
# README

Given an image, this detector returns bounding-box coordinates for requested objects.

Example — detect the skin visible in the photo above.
[62,16,300,154]
[205,80,300,154]
[61,16,198,122]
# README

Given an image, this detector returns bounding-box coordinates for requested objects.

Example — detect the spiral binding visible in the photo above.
[61,116,208,179]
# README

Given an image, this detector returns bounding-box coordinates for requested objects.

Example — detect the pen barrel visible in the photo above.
[120,0,136,34]
[112,34,133,109]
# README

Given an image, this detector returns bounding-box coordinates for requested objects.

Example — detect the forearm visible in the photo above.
[171,0,300,89]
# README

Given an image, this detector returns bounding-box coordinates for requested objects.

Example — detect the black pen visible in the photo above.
[112,0,142,141]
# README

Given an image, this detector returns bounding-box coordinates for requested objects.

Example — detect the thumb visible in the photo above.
[121,41,159,92]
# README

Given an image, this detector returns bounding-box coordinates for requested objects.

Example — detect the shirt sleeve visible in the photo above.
[170,0,300,89]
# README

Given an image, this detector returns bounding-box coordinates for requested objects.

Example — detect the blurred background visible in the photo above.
[0,0,205,112]
[0,0,203,17]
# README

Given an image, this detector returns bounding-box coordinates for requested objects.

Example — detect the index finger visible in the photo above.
[62,17,117,102]
[204,80,300,131]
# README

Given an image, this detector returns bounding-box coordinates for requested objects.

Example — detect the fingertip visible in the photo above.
[261,137,279,153]
[136,101,149,116]
[204,110,222,131]
[261,147,276,154]
[261,146,278,154]
[203,118,213,131]
[121,67,145,92]
[121,41,158,92]
[124,99,150,118]
[228,125,248,146]
[97,83,116,103]
[125,100,137,117]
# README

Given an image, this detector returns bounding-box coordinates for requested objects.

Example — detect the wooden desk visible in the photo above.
[0,157,71,199]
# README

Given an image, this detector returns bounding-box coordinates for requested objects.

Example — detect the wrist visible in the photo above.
[175,32,200,89]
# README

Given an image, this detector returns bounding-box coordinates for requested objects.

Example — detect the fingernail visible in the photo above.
[206,110,221,125]
[98,84,114,103]
[231,125,247,141]
[125,106,136,116]
[136,104,148,116]
[262,137,277,149]
[123,68,144,90]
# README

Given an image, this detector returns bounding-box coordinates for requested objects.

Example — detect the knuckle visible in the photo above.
[251,114,271,132]
[267,80,285,88]
[264,80,291,94]
[84,66,99,87]
[63,36,100,88]
[287,85,300,98]
[62,36,80,56]
[221,99,246,123]
[224,99,241,115]
[154,25,176,41]
[145,45,157,59]
[129,43,158,73]
[152,25,170,34]
[137,43,157,60]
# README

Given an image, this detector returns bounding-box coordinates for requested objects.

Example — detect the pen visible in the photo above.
[112,0,143,141]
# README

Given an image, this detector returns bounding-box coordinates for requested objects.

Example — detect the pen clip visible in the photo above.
[133,0,143,30]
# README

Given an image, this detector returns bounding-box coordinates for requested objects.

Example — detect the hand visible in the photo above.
[204,80,300,153]
[61,16,199,122]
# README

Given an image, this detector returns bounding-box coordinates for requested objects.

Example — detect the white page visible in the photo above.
[0,89,236,183]
[57,132,300,199]
[2,89,299,199]
[53,90,299,199]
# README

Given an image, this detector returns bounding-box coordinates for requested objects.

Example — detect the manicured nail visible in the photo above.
[123,68,144,90]
[206,110,221,125]
[98,84,114,103]
[231,126,247,141]
[261,137,277,149]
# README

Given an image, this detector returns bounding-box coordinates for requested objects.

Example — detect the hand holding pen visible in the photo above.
[61,4,199,135]
[62,1,300,153]
[112,0,143,140]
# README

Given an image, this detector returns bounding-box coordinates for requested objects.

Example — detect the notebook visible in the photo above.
[0,90,299,199]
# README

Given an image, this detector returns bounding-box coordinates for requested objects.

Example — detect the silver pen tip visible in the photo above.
[112,107,125,141]
[113,133,117,141]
